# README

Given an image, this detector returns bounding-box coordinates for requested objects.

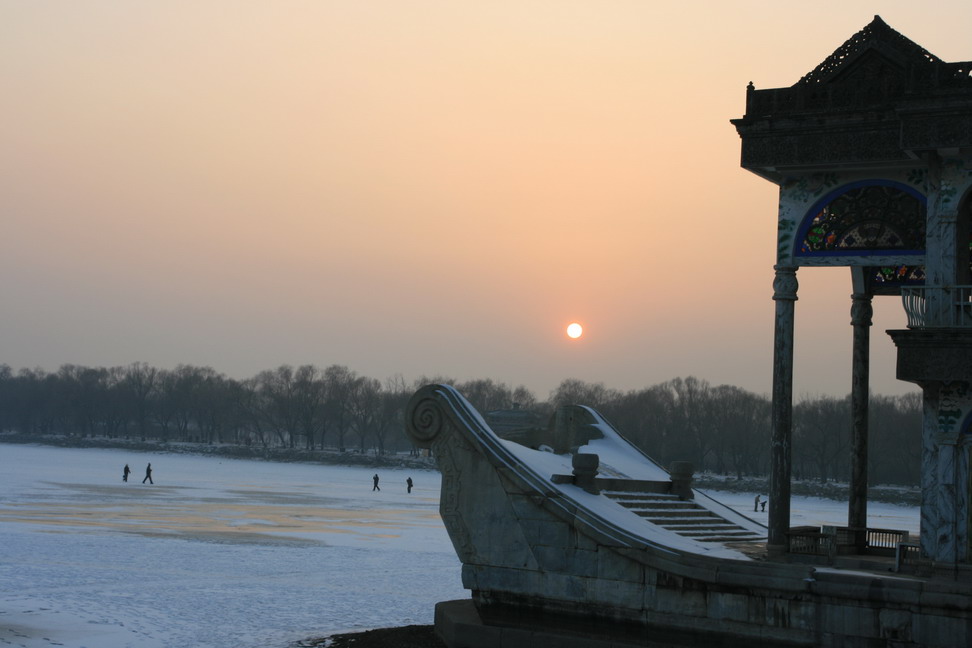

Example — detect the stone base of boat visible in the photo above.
[434,598,798,648]
[435,586,969,648]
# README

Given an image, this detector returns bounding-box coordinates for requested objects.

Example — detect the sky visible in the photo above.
[4,1,972,400]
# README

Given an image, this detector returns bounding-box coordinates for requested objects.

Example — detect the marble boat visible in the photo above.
[405,384,971,648]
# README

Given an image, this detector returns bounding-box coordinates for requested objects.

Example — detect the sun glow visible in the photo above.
[566,322,583,339]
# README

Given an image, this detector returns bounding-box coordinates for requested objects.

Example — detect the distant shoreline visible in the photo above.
[0,433,919,506]
[0,432,438,471]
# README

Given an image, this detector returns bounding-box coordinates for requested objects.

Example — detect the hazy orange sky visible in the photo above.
[4,2,971,399]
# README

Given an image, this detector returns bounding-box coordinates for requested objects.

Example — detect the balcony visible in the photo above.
[901,286,972,328]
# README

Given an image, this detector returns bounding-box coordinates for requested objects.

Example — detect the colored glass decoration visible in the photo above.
[799,184,924,254]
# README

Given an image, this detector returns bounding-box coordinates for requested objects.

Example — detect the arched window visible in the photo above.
[797,181,926,257]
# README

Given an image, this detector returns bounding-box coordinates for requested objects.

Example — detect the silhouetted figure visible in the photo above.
[142,463,153,484]
[406,477,413,493]
[123,464,131,482]
[754,494,760,512]
[761,499,767,512]
[372,473,380,491]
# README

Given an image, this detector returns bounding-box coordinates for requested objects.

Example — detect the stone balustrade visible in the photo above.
[902,285,972,328]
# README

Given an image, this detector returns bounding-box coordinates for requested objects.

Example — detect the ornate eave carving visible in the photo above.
[798,15,944,86]
[731,16,972,177]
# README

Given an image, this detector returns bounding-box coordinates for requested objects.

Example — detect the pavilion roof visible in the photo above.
[732,16,972,175]
[796,15,945,87]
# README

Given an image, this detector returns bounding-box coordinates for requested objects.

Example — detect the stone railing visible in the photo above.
[901,285,972,328]
[785,526,831,555]
[865,527,911,556]
[786,525,909,558]
[894,542,930,574]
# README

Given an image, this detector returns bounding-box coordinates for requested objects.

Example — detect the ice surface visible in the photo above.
[710,488,920,536]
[0,444,919,647]
[0,444,463,648]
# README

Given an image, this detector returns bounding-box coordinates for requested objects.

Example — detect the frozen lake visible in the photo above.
[0,444,463,648]
[0,444,919,647]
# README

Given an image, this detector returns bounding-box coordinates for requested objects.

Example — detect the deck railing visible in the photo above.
[785,526,830,555]
[865,527,911,555]
[785,525,910,558]
[902,286,972,328]
[894,542,930,574]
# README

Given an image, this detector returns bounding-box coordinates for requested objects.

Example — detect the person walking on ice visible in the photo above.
[372,473,380,491]
[406,477,413,493]
[142,463,153,484]
[123,464,131,482]
[754,493,761,512]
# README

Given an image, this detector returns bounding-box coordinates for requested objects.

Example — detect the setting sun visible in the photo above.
[566,323,583,339]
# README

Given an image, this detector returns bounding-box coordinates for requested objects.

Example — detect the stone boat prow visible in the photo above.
[405,384,809,643]
[406,383,766,556]
[406,383,972,648]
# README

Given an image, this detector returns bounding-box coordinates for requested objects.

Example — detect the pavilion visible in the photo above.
[732,15,972,568]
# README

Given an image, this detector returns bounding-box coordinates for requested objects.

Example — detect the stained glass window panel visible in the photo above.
[799,184,925,255]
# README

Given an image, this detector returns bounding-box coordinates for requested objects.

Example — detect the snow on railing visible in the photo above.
[901,286,972,328]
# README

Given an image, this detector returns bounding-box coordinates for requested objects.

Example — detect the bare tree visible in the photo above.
[794,395,850,482]
[323,365,356,451]
[549,378,619,409]
[456,378,513,413]
[235,376,275,448]
[151,369,179,442]
[665,377,713,471]
[292,365,325,450]
[123,362,158,441]
[601,385,675,466]
[255,366,302,447]
[374,375,410,455]
[348,376,382,453]
[708,385,770,478]
[868,393,921,485]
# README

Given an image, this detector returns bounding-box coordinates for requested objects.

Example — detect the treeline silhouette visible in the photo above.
[0,363,921,486]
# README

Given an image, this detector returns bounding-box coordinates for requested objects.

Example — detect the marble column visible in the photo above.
[769,265,798,551]
[848,292,872,539]
[922,154,961,325]
[921,382,971,565]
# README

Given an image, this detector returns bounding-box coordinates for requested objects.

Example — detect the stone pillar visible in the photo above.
[919,382,971,565]
[769,265,798,552]
[923,154,961,324]
[888,329,972,564]
[848,292,872,540]
[572,453,600,495]
[669,461,695,500]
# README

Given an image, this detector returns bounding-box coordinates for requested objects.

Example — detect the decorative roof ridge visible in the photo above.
[797,15,943,86]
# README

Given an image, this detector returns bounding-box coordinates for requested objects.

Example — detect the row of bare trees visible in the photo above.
[0,364,922,484]
[0,363,542,455]
[547,376,922,486]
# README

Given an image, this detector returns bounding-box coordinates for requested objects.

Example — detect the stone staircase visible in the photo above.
[602,491,764,544]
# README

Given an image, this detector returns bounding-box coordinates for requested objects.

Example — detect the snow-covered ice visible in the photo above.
[706,489,920,536]
[0,444,919,647]
[0,444,464,648]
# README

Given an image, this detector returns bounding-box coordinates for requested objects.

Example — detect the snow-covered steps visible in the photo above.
[602,490,764,544]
